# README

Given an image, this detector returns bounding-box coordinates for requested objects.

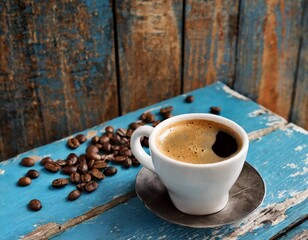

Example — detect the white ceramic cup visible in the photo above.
[131,113,249,215]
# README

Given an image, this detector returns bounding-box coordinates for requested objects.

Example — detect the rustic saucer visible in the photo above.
[135,162,265,228]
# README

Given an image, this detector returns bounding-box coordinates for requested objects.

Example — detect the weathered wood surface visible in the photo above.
[0,0,118,161]
[290,1,308,130]
[0,83,287,239]
[234,0,304,120]
[183,0,239,90]
[115,0,182,114]
[52,123,308,240]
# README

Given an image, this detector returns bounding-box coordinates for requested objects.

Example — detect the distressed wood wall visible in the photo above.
[0,0,307,161]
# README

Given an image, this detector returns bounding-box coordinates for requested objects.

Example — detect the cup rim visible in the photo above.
[149,113,249,168]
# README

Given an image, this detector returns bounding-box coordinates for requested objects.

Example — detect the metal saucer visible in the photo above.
[135,162,266,228]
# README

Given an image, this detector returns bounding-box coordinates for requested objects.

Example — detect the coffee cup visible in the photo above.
[131,113,249,215]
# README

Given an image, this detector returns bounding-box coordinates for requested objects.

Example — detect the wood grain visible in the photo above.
[234,0,304,119]
[115,0,182,114]
[291,1,308,130]
[183,0,239,91]
[0,0,118,161]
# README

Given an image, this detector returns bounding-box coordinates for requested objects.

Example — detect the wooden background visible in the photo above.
[0,0,307,161]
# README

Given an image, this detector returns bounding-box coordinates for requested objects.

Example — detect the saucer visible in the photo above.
[135,162,265,228]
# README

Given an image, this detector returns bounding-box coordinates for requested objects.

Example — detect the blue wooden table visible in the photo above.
[0,82,307,240]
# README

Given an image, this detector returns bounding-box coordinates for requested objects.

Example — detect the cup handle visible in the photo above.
[131,125,155,173]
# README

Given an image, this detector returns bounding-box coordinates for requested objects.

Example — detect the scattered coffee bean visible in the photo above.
[145,112,155,123]
[56,159,67,167]
[119,149,132,157]
[105,154,114,162]
[210,106,221,115]
[76,183,86,191]
[27,170,40,179]
[21,157,35,167]
[85,181,98,192]
[62,165,77,175]
[18,177,32,186]
[105,126,114,133]
[76,134,87,143]
[86,151,101,161]
[52,178,69,188]
[152,121,160,127]
[66,153,78,166]
[185,95,194,103]
[140,112,147,121]
[95,143,103,149]
[160,106,173,114]
[113,156,127,163]
[44,162,61,173]
[111,145,120,152]
[99,135,110,144]
[41,157,53,165]
[129,122,140,130]
[163,112,173,119]
[68,190,81,201]
[123,158,132,168]
[102,142,112,153]
[89,169,105,180]
[116,128,127,137]
[91,136,100,144]
[131,157,140,166]
[80,173,92,183]
[28,199,42,211]
[104,166,118,176]
[67,137,80,149]
[110,134,121,145]
[92,161,108,169]
[141,137,149,147]
[70,172,81,184]
[77,159,88,174]
[87,159,95,169]
[126,128,134,138]
[86,145,99,153]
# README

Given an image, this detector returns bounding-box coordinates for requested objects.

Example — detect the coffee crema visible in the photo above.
[156,119,242,164]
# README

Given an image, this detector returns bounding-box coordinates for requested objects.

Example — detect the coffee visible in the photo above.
[156,119,242,164]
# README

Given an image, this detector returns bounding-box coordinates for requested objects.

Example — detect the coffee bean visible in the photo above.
[95,143,103,149]
[18,177,31,186]
[140,112,147,121]
[76,134,87,143]
[106,132,113,138]
[62,165,77,175]
[88,169,104,180]
[141,137,149,147]
[113,156,127,163]
[104,154,114,162]
[145,112,155,123]
[80,173,92,183]
[86,151,101,161]
[105,126,114,133]
[56,159,67,166]
[99,135,110,144]
[76,183,86,191]
[66,153,78,166]
[68,190,81,201]
[104,166,118,176]
[92,161,108,169]
[28,199,42,211]
[122,158,132,168]
[110,134,121,145]
[87,159,95,169]
[185,95,194,103]
[86,145,99,154]
[78,154,87,163]
[44,162,61,173]
[27,170,40,179]
[116,128,127,137]
[67,137,80,149]
[77,159,88,174]
[129,122,140,130]
[41,157,53,165]
[119,149,132,157]
[102,142,112,153]
[52,178,69,188]
[120,137,130,147]
[111,145,120,152]
[160,106,173,114]
[91,136,100,144]
[210,106,221,115]
[85,181,98,192]
[152,121,161,127]
[21,157,35,167]
[131,157,140,166]
[162,112,173,119]
[70,172,81,184]
[126,128,134,138]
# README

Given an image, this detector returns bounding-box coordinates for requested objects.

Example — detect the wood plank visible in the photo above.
[290,1,308,130]
[183,0,239,91]
[0,0,118,161]
[234,0,304,119]
[115,0,182,114]
[51,124,308,239]
[0,82,286,239]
